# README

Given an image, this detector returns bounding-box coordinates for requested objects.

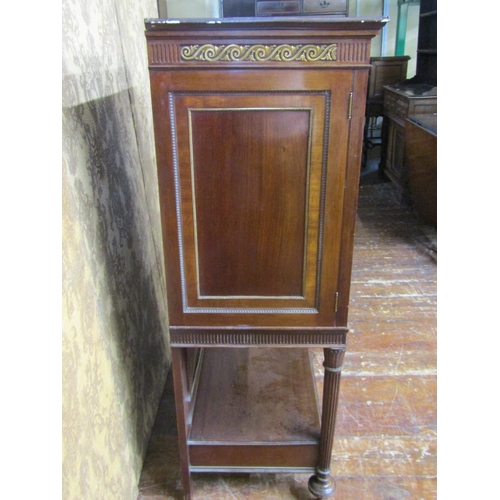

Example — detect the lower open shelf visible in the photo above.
[187,347,321,473]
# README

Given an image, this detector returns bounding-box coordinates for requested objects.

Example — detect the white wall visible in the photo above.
[166,0,220,17]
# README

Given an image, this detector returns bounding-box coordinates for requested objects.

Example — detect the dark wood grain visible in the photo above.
[192,109,309,298]
[189,444,318,470]
[380,85,437,202]
[405,114,437,225]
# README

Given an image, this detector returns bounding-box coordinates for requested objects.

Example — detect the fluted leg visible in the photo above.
[308,348,345,499]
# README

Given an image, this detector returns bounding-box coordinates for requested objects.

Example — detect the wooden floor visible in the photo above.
[137,159,437,500]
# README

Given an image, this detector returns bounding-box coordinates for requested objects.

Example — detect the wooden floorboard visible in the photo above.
[137,162,437,499]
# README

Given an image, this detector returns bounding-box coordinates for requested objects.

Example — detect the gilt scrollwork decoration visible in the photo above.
[180,43,338,63]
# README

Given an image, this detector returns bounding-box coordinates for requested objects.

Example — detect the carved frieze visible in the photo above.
[180,43,338,63]
[148,40,370,66]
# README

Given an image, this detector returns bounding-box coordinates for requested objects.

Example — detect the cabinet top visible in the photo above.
[407,113,437,135]
[145,17,387,68]
[144,16,388,34]
[383,84,437,99]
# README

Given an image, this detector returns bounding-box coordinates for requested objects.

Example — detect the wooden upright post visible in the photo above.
[308,348,345,498]
[171,348,193,499]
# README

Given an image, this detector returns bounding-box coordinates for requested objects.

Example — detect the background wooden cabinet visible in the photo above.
[406,113,437,225]
[381,85,437,201]
[380,0,437,201]
[222,0,349,17]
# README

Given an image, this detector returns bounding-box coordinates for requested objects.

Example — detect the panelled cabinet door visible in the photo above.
[150,68,354,328]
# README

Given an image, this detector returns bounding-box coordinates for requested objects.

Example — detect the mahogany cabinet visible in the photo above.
[145,17,385,499]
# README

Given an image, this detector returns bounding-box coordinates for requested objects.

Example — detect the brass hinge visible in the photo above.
[348,91,353,120]
[335,291,339,312]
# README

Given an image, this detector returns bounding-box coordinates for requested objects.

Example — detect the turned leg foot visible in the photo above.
[308,468,336,498]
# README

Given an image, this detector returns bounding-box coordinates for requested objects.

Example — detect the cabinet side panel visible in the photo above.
[335,68,369,325]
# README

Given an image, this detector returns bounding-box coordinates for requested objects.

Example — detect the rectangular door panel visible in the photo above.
[192,108,310,299]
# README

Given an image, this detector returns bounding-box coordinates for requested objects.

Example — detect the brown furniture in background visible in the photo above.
[380,0,437,199]
[362,55,410,168]
[380,84,437,201]
[145,16,385,499]
[405,113,437,225]
[222,0,349,17]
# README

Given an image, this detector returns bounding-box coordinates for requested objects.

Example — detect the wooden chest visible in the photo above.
[381,84,437,201]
